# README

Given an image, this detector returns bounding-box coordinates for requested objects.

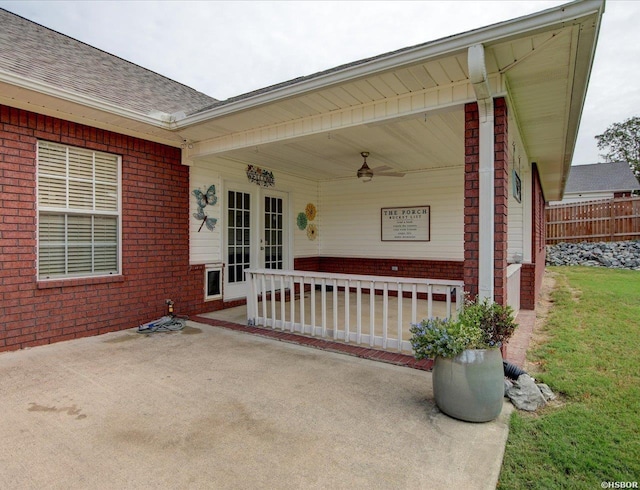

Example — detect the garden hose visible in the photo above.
[137,315,187,333]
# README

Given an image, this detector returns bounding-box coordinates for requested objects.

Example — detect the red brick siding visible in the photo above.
[0,105,210,351]
[520,163,546,309]
[293,256,321,272]
[295,256,463,281]
[614,191,633,198]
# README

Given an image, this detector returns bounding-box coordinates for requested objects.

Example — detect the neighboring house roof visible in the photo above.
[565,162,640,194]
[0,8,218,117]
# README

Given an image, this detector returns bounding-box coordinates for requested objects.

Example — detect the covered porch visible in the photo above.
[180,1,602,329]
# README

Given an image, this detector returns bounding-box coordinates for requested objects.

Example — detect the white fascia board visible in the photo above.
[0,69,171,128]
[175,0,604,129]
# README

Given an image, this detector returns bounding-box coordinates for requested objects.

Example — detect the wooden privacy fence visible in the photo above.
[546,196,640,244]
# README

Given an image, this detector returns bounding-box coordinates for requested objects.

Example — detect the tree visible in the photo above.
[595,116,640,182]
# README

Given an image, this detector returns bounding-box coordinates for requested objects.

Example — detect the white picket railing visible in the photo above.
[246,269,464,353]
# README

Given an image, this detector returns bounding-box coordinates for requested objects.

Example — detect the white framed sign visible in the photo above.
[381,206,430,242]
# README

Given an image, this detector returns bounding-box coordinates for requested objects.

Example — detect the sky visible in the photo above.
[1,0,638,166]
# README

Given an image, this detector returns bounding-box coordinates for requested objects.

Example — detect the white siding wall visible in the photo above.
[507,121,532,263]
[190,164,223,264]
[289,178,320,260]
[318,167,464,260]
[507,162,530,263]
[190,160,463,267]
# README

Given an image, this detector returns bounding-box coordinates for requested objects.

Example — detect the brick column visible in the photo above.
[464,98,509,305]
[464,102,480,298]
[493,98,509,306]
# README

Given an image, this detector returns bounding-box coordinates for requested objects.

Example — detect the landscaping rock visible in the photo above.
[504,378,513,396]
[537,383,556,402]
[546,240,640,270]
[505,374,547,411]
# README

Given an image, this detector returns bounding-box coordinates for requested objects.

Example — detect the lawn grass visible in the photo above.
[498,267,640,489]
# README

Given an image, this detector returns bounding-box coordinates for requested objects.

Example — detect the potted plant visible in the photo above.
[409,296,517,422]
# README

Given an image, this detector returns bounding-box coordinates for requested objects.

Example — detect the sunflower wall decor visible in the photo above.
[297,202,318,240]
[305,203,317,221]
[296,212,308,230]
[307,224,318,240]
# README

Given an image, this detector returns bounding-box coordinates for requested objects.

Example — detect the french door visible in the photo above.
[263,193,285,270]
[224,186,288,300]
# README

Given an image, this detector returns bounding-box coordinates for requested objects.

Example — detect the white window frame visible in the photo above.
[204,263,223,301]
[36,141,122,280]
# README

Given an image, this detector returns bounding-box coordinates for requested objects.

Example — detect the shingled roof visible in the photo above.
[0,8,218,117]
[565,161,640,193]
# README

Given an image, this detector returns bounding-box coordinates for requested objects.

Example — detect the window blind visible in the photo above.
[37,141,120,279]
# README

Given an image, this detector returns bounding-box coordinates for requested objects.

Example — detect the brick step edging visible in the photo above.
[191,315,433,371]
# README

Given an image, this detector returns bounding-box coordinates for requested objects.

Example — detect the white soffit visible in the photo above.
[183,1,603,192]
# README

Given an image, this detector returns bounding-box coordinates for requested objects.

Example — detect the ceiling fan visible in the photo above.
[356,152,405,182]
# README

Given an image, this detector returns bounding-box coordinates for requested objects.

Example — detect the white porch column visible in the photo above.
[468,44,494,302]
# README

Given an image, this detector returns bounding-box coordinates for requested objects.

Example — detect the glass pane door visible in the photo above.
[227,190,251,284]
[264,196,283,270]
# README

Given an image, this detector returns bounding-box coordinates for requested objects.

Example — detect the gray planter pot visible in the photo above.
[432,348,504,422]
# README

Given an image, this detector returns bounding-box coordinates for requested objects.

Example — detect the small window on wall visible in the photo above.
[37,141,121,279]
[205,266,222,300]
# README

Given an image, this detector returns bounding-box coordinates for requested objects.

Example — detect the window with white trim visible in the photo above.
[37,141,120,279]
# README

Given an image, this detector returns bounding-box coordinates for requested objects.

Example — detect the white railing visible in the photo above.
[506,263,521,315]
[246,269,464,353]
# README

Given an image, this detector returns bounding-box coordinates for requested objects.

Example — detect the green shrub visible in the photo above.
[409,295,517,359]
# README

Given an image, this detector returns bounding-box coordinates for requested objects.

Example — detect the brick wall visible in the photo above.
[295,256,463,281]
[0,105,209,352]
[521,163,546,309]
[293,256,321,272]
[463,98,509,305]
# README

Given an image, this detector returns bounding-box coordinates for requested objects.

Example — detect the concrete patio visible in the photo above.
[0,320,512,489]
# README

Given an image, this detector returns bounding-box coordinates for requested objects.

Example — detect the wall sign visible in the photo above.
[246,165,275,187]
[512,169,522,203]
[381,206,430,241]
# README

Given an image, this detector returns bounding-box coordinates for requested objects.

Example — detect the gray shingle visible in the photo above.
[0,8,217,117]
[565,162,640,193]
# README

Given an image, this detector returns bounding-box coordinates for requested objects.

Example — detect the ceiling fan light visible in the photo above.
[357,162,373,181]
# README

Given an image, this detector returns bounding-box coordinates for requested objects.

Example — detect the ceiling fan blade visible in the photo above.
[376,172,406,177]
[370,165,405,177]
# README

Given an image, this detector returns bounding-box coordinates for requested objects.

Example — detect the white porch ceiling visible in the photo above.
[195,109,466,181]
